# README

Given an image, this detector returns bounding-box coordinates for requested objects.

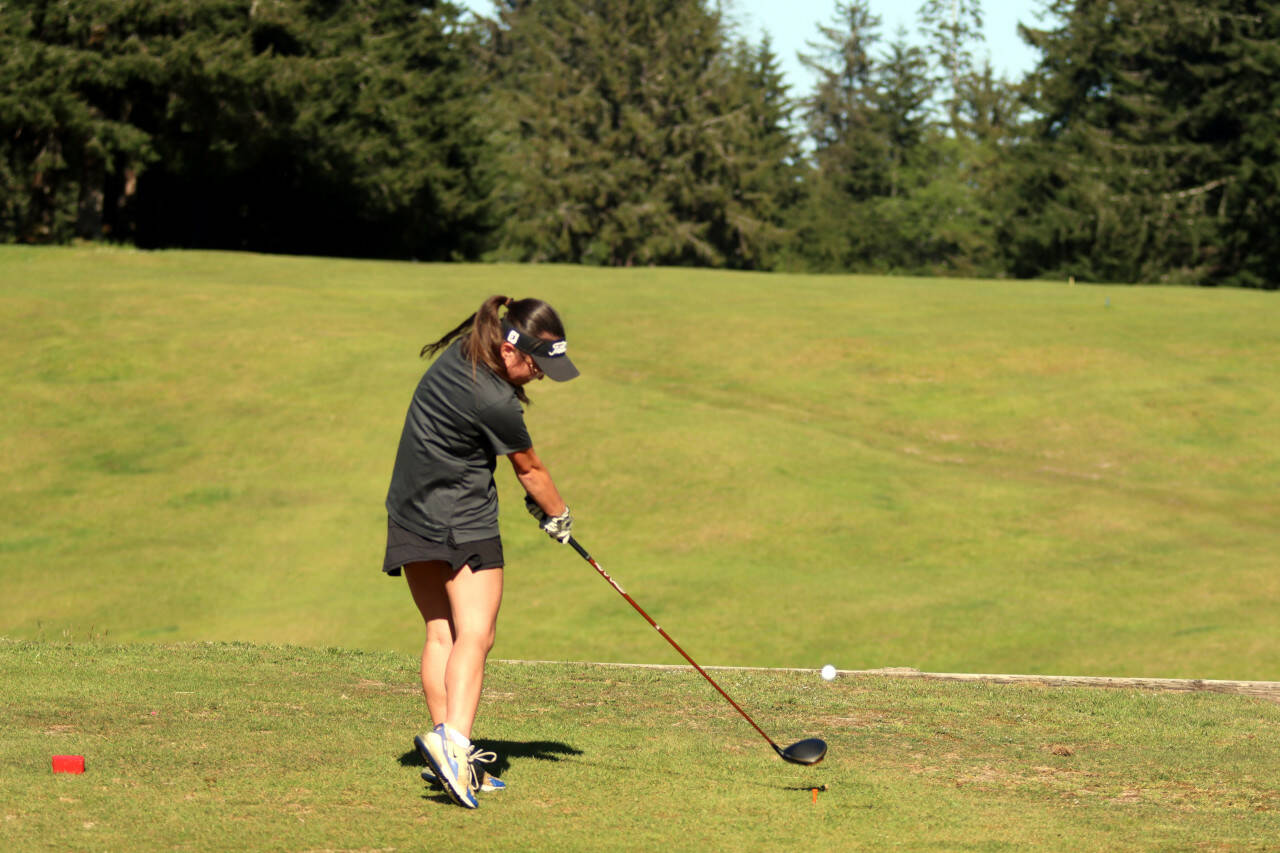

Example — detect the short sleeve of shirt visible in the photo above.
[475,397,531,456]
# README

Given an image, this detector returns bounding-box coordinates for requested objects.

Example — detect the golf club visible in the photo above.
[566,536,827,766]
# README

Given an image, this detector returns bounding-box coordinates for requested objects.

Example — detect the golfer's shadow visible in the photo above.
[398,738,581,782]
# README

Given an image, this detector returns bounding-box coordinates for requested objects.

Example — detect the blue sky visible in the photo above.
[452,1,1049,95]
[731,0,1046,90]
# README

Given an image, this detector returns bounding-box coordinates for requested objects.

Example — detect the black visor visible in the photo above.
[502,322,579,382]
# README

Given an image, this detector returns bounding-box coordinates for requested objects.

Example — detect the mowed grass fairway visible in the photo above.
[3,642,1278,851]
[2,245,1278,679]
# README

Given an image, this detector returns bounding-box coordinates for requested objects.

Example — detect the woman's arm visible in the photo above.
[507,447,567,516]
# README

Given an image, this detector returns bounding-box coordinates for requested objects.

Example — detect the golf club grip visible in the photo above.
[565,537,779,750]
[567,536,593,564]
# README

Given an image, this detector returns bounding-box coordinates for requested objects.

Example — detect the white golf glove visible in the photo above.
[525,495,573,544]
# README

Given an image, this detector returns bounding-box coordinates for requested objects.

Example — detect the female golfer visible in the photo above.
[384,295,578,809]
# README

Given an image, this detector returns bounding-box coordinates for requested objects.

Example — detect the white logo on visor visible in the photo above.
[549,340,567,356]
[506,330,520,345]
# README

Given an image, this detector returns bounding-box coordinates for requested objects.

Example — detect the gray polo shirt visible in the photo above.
[386,340,532,543]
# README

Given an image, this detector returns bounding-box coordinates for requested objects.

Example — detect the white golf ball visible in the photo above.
[820,664,837,681]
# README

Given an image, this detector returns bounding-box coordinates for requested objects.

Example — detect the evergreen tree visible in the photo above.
[0,0,237,243]
[856,28,944,272]
[479,0,789,268]
[908,0,1028,277]
[790,2,1018,276]
[789,1,889,271]
[1213,2,1280,289]
[721,34,804,269]
[876,30,934,200]
[799,1,887,200]
[916,0,985,129]
[1015,0,1280,287]
[971,62,1023,272]
[0,0,488,259]
[138,0,489,259]
[913,59,1020,277]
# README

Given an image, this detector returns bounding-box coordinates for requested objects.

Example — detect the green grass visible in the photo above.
[3,641,1277,851]
[1,245,1278,679]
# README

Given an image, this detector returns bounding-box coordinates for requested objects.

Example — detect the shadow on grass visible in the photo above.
[398,738,582,779]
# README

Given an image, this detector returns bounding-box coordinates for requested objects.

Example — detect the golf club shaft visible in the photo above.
[566,537,782,754]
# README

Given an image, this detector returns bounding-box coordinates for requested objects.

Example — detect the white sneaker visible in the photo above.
[414,726,478,809]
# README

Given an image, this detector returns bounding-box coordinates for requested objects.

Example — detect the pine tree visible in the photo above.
[1,0,488,258]
[916,0,985,130]
[799,1,888,200]
[903,0,1035,276]
[1183,1,1280,288]
[914,59,1020,276]
[875,29,934,202]
[480,0,792,268]
[719,35,803,269]
[789,1,889,271]
[1014,0,1280,287]
[0,1,247,243]
[270,0,490,259]
[857,27,943,272]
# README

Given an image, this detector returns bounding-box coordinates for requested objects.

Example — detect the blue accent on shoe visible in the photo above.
[466,746,506,792]
[421,768,506,792]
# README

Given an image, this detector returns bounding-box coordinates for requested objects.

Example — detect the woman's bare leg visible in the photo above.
[442,564,504,738]
[405,560,503,739]
[404,561,454,727]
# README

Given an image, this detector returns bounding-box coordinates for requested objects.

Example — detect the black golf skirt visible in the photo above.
[382,518,504,576]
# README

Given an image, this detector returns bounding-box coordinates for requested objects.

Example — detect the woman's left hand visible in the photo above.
[540,506,573,543]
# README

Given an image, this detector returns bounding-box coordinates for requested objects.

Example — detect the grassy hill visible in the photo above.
[1,246,1277,679]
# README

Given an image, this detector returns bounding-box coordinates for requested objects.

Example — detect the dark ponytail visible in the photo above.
[421,295,567,400]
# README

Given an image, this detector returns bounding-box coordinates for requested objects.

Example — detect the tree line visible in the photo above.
[2,0,1276,288]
